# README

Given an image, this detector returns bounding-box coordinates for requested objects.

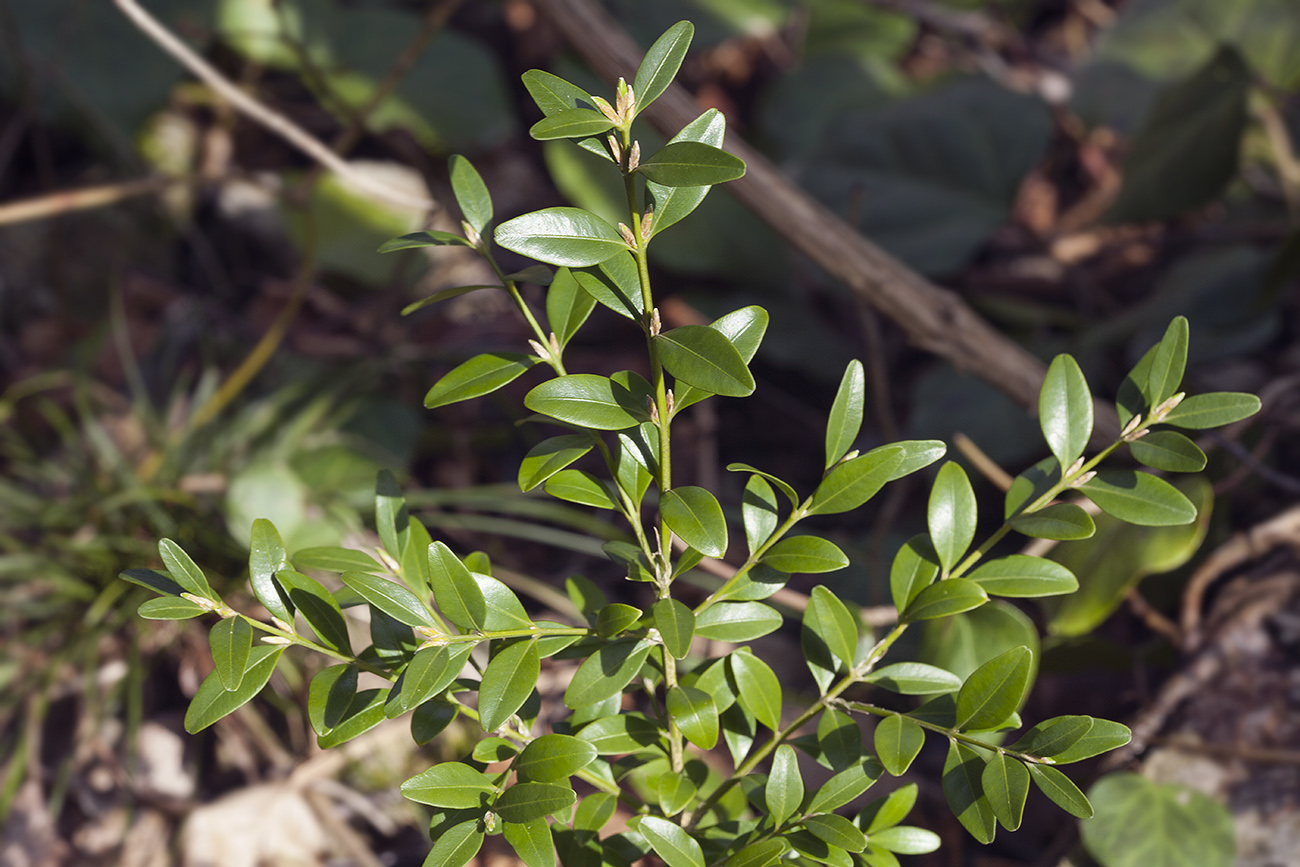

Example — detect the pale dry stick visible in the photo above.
[111,0,433,213]
[0,176,178,226]
[532,0,1121,442]
[953,432,1014,491]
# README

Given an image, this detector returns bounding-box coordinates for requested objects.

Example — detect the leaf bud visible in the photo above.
[1069,470,1096,488]
[665,388,674,417]
[1065,457,1086,478]
[615,78,635,120]
[261,636,292,645]
[548,332,562,359]
[649,307,662,336]
[1151,392,1186,423]
[1120,412,1144,439]
[618,222,637,248]
[607,133,622,162]
[182,592,218,613]
[647,395,659,423]
[593,96,620,125]
[627,140,641,172]
[528,338,551,362]
[461,220,481,248]
[272,617,295,634]
[640,209,654,241]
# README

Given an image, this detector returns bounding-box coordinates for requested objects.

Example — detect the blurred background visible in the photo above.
[1,0,1297,864]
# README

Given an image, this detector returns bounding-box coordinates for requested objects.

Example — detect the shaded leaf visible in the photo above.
[981,753,1030,831]
[1009,715,1094,759]
[495,782,576,823]
[275,570,351,653]
[1009,503,1096,540]
[727,463,799,506]
[388,644,475,717]
[660,486,728,558]
[596,603,643,638]
[653,598,695,659]
[1031,763,1094,820]
[1050,718,1131,764]
[318,687,388,748]
[137,596,206,620]
[942,740,996,844]
[450,154,492,234]
[572,253,642,319]
[647,109,727,237]
[503,817,556,867]
[1129,430,1207,472]
[864,662,962,695]
[546,267,596,348]
[310,664,357,733]
[292,546,381,573]
[636,815,704,867]
[890,534,939,612]
[378,229,471,253]
[544,470,618,510]
[807,447,903,515]
[766,744,803,828]
[159,538,214,601]
[522,69,596,117]
[341,570,435,628]
[564,639,655,708]
[514,733,598,782]
[638,141,745,187]
[576,712,663,755]
[806,586,859,670]
[668,686,719,750]
[656,325,754,398]
[530,108,615,141]
[742,474,779,554]
[731,650,782,731]
[209,616,253,692]
[900,579,988,623]
[517,434,594,492]
[762,535,849,574]
[807,761,884,814]
[826,360,866,469]
[478,639,540,732]
[249,518,293,622]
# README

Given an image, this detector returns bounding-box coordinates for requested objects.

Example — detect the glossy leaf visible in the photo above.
[137,596,206,620]
[876,440,947,481]
[694,601,782,642]
[576,712,662,755]
[389,644,475,717]
[808,761,884,814]
[638,141,745,187]
[1009,503,1095,540]
[1039,354,1093,473]
[573,253,642,319]
[803,814,867,853]
[967,556,1078,598]
[668,686,719,749]
[727,463,799,506]
[318,688,388,748]
[1082,470,1197,526]
[1004,456,1061,518]
[473,572,532,631]
[210,616,253,692]
[900,579,988,623]
[159,538,214,601]
[825,360,866,469]
[864,662,962,695]
[495,782,575,823]
[596,603,643,638]
[868,826,940,855]
[1147,317,1189,406]
[522,69,596,116]
[495,208,628,267]
[636,815,704,867]
[860,783,919,833]
[1130,430,1207,472]
[564,639,655,708]
[875,714,925,776]
[1032,764,1093,819]
[449,154,492,234]
[1117,344,1157,426]
[742,474,779,554]
[806,447,903,516]
[478,639,540,732]
[504,817,556,867]
[517,434,593,492]
[806,586,859,669]
[766,744,803,828]
[1009,715,1093,759]
[817,708,863,771]
[714,563,788,603]
[653,598,695,659]
[401,761,495,808]
[661,486,728,558]
[310,664,357,733]
[762,535,849,574]
[530,108,615,141]
[1160,391,1260,429]
[890,535,939,612]
[942,740,995,844]
[525,374,645,430]
[633,20,693,115]
[248,518,293,622]
[1050,718,1132,763]
[544,470,618,510]
[184,645,283,733]
[515,733,597,783]
[731,650,782,731]
[727,839,788,867]
[425,353,539,410]
[428,542,486,631]
[721,703,756,768]
[378,229,471,253]
[981,753,1030,831]
[341,570,435,628]
[275,570,351,653]
[928,462,977,573]
[423,818,484,867]
[648,109,727,237]
[656,325,754,397]
[546,268,596,349]
[291,547,380,574]
[955,646,1033,731]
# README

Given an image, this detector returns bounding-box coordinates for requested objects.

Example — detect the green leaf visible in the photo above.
[401,285,501,316]
[1039,354,1093,473]
[576,712,663,755]
[474,572,532,631]
[422,818,484,867]
[878,440,947,480]
[495,207,627,267]
[310,664,357,733]
[495,782,576,823]
[692,658,737,713]
[1147,317,1189,406]
[503,817,556,867]
[967,556,1078,598]
[478,639,540,732]
[660,486,728,558]
[401,761,495,808]
[942,740,996,844]
[521,69,597,117]
[275,570,351,653]
[726,839,789,867]
[137,596,206,620]
[388,644,475,717]
[1130,430,1207,472]
[411,700,458,745]
[1030,764,1094,819]
[955,646,1033,731]
[868,826,940,855]
[1009,503,1095,540]
[209,617,254,692]
[727,463,799,506]
[807,762,884,814]
[1160,391,1260,429]
[514,733,598,782]
[655,325,754,397]
[1050,718,1131,763]
[573,253,642,319]
[1082,470,1197,526]
[817,708,863,771]
[318,687,388,748]
[636,815,704,867]
[714,564,788,603]
[668,686,719,750]
[825,360,866,469]
[807,447,903,516]
[530,108,615,141]
[653,598,696,659]
[375,469,408,561]
[890,535,939,612]
[425,352,539,410]
[928,462,977,573]
[428,541,486,631]
[637,141,745,187]
[1004,456,1061,518]
[721,703,756,768]
[159,538,215,601]
[981,754,1030,831]
[731,650,782,731]
[596,603,643,638]
[803,814,867,853]
[766,744,803,828]
[694,601,782,642]
[864,662,962,695]
[647,109,727,237]
[1107,48,1250,224]
[1009,715,1093,759]
[449,154,492,234]
[900,579,988,623]
[761,536,849,574]
[875,714,925,776]
[806,586,859,670]
[525,374,645,430]
[742,475,779,555]
[341,571,435,628]
[546,268,596,349]
[378,229,472,253]
[517,434,594,492]
[291,547,381,573]
[564,639,655,709]
[248,519,293,623]
[860,783,919,833]
[120,568,185,597]
[184,645,284,733]
[543,470,618,510]
[633,20,693,115]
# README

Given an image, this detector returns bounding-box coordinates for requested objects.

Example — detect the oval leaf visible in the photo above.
[928,462,977,573]
[1160,391,1260,429]
[1082,470,1197,526]
[661,486,728,558]
[633,20,693,114]
[1031,763,1094,820]
[564,639,655,709]
[400,761,495,808]
[544,469,618,510]
[514,733,598,782]
[494,782,576,824]
[159,538,214,601]
[637,141,746,187]
[450,154,492,234]
[731,650,782,731]
[428,541,486,631]
[826,360,866,469]
[636,815,704,867]
[503,817,556,867]
[210,616,253,692]
[1129,430,1207,472]
[1009,503,1096,540]
[864,662,962,695]
[1009,715,1093,759]
[1146,316,1189,407]
[803,813,867,853]
[1039,354,1093,473]
[249,518,292,623]
[478,639,540,732]
[530,108,615,141]
[955,646,1033,731]
[138,596,206,620]
[694,601,783,642]
[184,645,284,733]
[762,536,849,574]
[766,744,803,828]
[942,740,996,844]
[275,570,351,654]
[495,207,628,267]
[596,602,643,638]
[807,447,904,516]
[425,353,539,409]
[340,571,435,628]
[656,325,754,398]
[525,374,644,430]
[653,598,696,659]
[900,579,988,623]
[806,586,859,670]
[967,556,1078,598]
[875,714,925,776]
[517,434,594,492]
[890,535,940,612]
[668,685,719,750]
[546,267,596,348]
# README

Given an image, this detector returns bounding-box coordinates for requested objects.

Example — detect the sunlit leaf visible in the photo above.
[449,154,492,234]
[660,486,728,558]
[425,353,539,410]
[1039,354,1093,473]
[184,645,283,733]
[495,207,628,267]
[928,462,977,573]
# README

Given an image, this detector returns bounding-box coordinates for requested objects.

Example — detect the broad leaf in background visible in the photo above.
[921,601,1040,683]
[1082,773,1235,867]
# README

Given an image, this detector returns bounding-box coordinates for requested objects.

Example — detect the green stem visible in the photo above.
[842,700,1049,763]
